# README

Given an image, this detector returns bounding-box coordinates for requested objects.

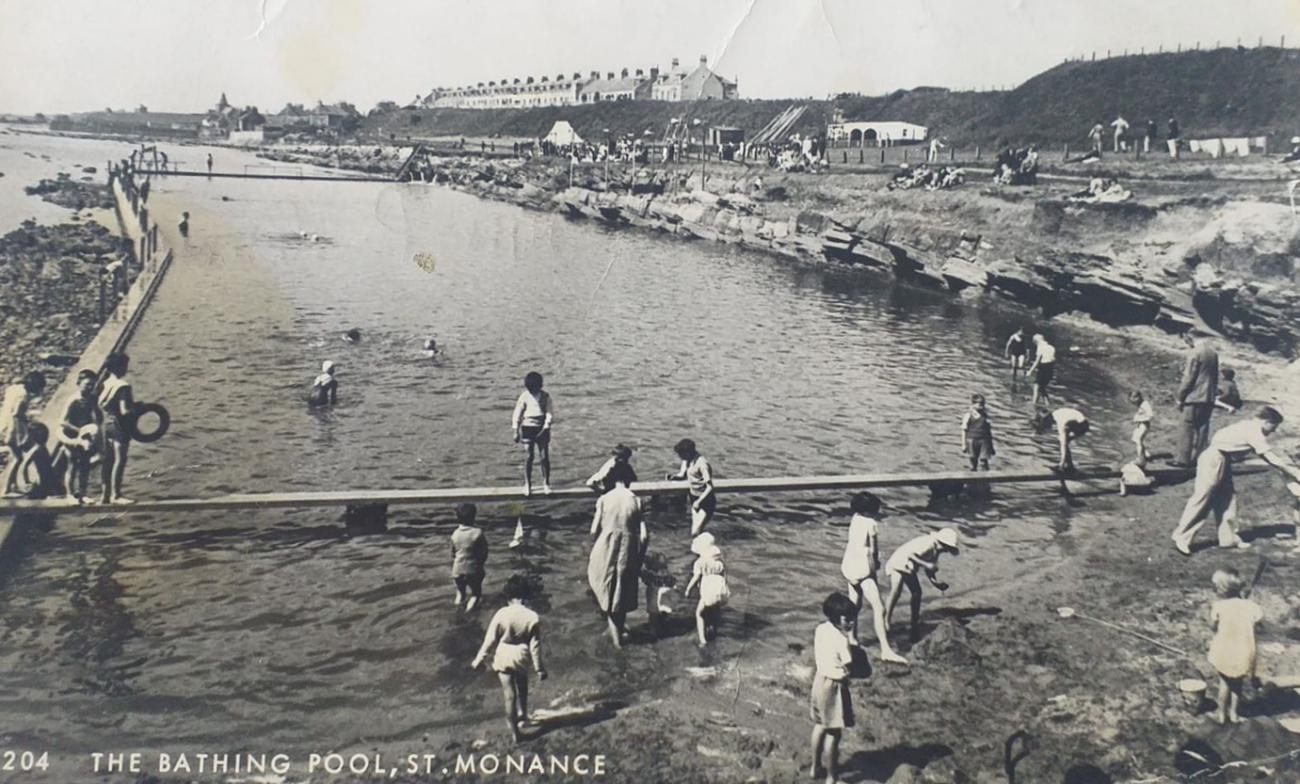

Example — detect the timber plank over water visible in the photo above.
[0,464,1245,517]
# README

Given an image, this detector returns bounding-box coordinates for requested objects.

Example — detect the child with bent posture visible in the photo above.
[471,574,547,743]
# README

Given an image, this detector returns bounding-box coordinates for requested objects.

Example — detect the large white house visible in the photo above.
[827,120,928,146]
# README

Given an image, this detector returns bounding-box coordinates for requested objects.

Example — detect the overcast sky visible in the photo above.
[2,0,1298,114]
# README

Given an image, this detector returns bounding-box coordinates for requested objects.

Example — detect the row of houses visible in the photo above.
[49,95,362,140]
[423,55,738,109]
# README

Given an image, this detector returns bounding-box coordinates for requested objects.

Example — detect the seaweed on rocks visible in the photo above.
[24,172,114,211]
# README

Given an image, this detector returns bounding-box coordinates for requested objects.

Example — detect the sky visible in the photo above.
[1,0,1298,114]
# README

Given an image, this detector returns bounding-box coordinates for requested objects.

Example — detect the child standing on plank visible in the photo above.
[960,394,996,471]
[471,574,547,743]
[1207,569,1261,725]
[809,592,858,784]
[667,438,715,535]
[511,372,553,496]
[685,532,729,646]
[885,528,960,642]
[450,502,488,611]
[839,492,907,664]
[1129,391,1154,467]
[57,369,101,503]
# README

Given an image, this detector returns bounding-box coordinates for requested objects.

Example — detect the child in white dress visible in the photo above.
[685,532,729,646]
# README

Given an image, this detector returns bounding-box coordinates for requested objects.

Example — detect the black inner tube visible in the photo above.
[124,402,170,443]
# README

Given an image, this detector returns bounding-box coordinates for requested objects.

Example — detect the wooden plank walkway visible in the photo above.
[0,464,1233,517]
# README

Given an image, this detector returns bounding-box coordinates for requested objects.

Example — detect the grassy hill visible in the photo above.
[359,47,1300,147]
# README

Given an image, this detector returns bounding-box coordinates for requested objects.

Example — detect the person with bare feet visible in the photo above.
[471,574,547,743]
[511,371,553,496]
[685,532,729,646]
[1208,569,1260,726]
[450,503,488,611]
[809,592,858,784]
[839,492,906,664]
[885,527,960,642]
[97,352,135,505]
[587,460,646,647]
[667,438,714,535]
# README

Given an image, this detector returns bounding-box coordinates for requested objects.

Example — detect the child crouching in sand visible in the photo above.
[471,574,547,742]
[810,592,858,784]
[685,532,729,646]
[1208,568,1261,725]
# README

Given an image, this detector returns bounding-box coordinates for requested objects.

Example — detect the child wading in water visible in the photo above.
[308,361,338,407]
[450,502,488,611]
[667,438,715,535]
[1004,327,1028,380]
[511,372,553,496]
[685,532,729,646]
[1208,568,1261,725]
[471,574,547,743]
[960,394,996,471]
[839,492,906,664]
[809,592,859,784]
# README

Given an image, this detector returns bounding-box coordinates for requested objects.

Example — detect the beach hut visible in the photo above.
[543,120,585,146]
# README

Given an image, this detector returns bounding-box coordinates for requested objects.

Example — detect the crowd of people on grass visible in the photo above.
[887,162,966,190]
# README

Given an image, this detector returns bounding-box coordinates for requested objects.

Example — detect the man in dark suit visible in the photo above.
[1173,333,1219,467]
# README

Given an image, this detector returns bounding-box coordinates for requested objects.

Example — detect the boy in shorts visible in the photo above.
[450,503,488,611]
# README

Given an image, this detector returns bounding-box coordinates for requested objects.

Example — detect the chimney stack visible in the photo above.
[591,70,599,78]
[672,57,680,68]
[650,66,659,80]
[700,54,708,65]
[607,71,615,80]
[574,72,582,80]
[621,67,629,78]
[526,76,534,84]
[635,68,643,77]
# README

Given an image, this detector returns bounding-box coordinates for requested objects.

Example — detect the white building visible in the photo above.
[652,55,738,102]
[827,120,928,146]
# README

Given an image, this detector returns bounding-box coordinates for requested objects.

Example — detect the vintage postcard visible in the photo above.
[2,1,1300,781]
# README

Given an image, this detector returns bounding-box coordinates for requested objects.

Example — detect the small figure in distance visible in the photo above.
[178,211,190,238]
[308,361,338,407]
[1215,368,1243,414]
[422,338,439,360]
[342,328,362,344]
[1004,327,1028,381]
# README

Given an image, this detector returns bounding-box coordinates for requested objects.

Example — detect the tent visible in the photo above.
[542,120,585,146]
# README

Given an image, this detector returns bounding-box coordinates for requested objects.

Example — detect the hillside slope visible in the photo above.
[359,47,1300,147]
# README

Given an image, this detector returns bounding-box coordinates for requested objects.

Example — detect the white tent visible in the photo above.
[542,120,584,146]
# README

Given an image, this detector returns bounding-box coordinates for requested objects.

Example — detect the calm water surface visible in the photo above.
[0,135,1138,754]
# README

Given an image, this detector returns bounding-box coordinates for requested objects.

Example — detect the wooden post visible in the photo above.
[975,145,981,161]
[903,148,908,162]
[858,148,864,164]
[842,150,847,163]
[1063,143,1069,161]
[139,236,146,265]
[880,147,885,163]
[98,275,106,323]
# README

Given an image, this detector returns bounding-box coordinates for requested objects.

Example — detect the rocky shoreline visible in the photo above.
[0,177,131,385]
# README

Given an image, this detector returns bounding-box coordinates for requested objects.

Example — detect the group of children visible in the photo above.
[1,352,137,505]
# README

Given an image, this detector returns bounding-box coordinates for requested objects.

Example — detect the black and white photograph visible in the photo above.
[2,1,1300,781]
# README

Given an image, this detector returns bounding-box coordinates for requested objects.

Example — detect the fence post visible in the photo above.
[975,145,981,161]
[842,150,847,163]
[950,146,956,162]
[98,275,106,323]
[880,147,885,163]
[1063,143,1069,161]
[903,148,908,162]
[859,148,864,164]
[139,236,146,265]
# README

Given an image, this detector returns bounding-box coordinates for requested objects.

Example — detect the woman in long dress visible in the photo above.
[587,462,646,647]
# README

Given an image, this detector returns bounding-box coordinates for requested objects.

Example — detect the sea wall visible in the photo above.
[416,156,1300,357]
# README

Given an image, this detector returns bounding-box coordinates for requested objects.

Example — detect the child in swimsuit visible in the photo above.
[1129,391,1153,466]
[58,369,101,502]
[839,492,906,664]
[308,361,338,407]
[98,353,134,505]
[1004,328,1028,378]
[471,574,547,743]
[960,394,996,471]
[667,438,715,535]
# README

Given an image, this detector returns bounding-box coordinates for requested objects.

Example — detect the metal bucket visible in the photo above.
[1178,678,1207,714]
